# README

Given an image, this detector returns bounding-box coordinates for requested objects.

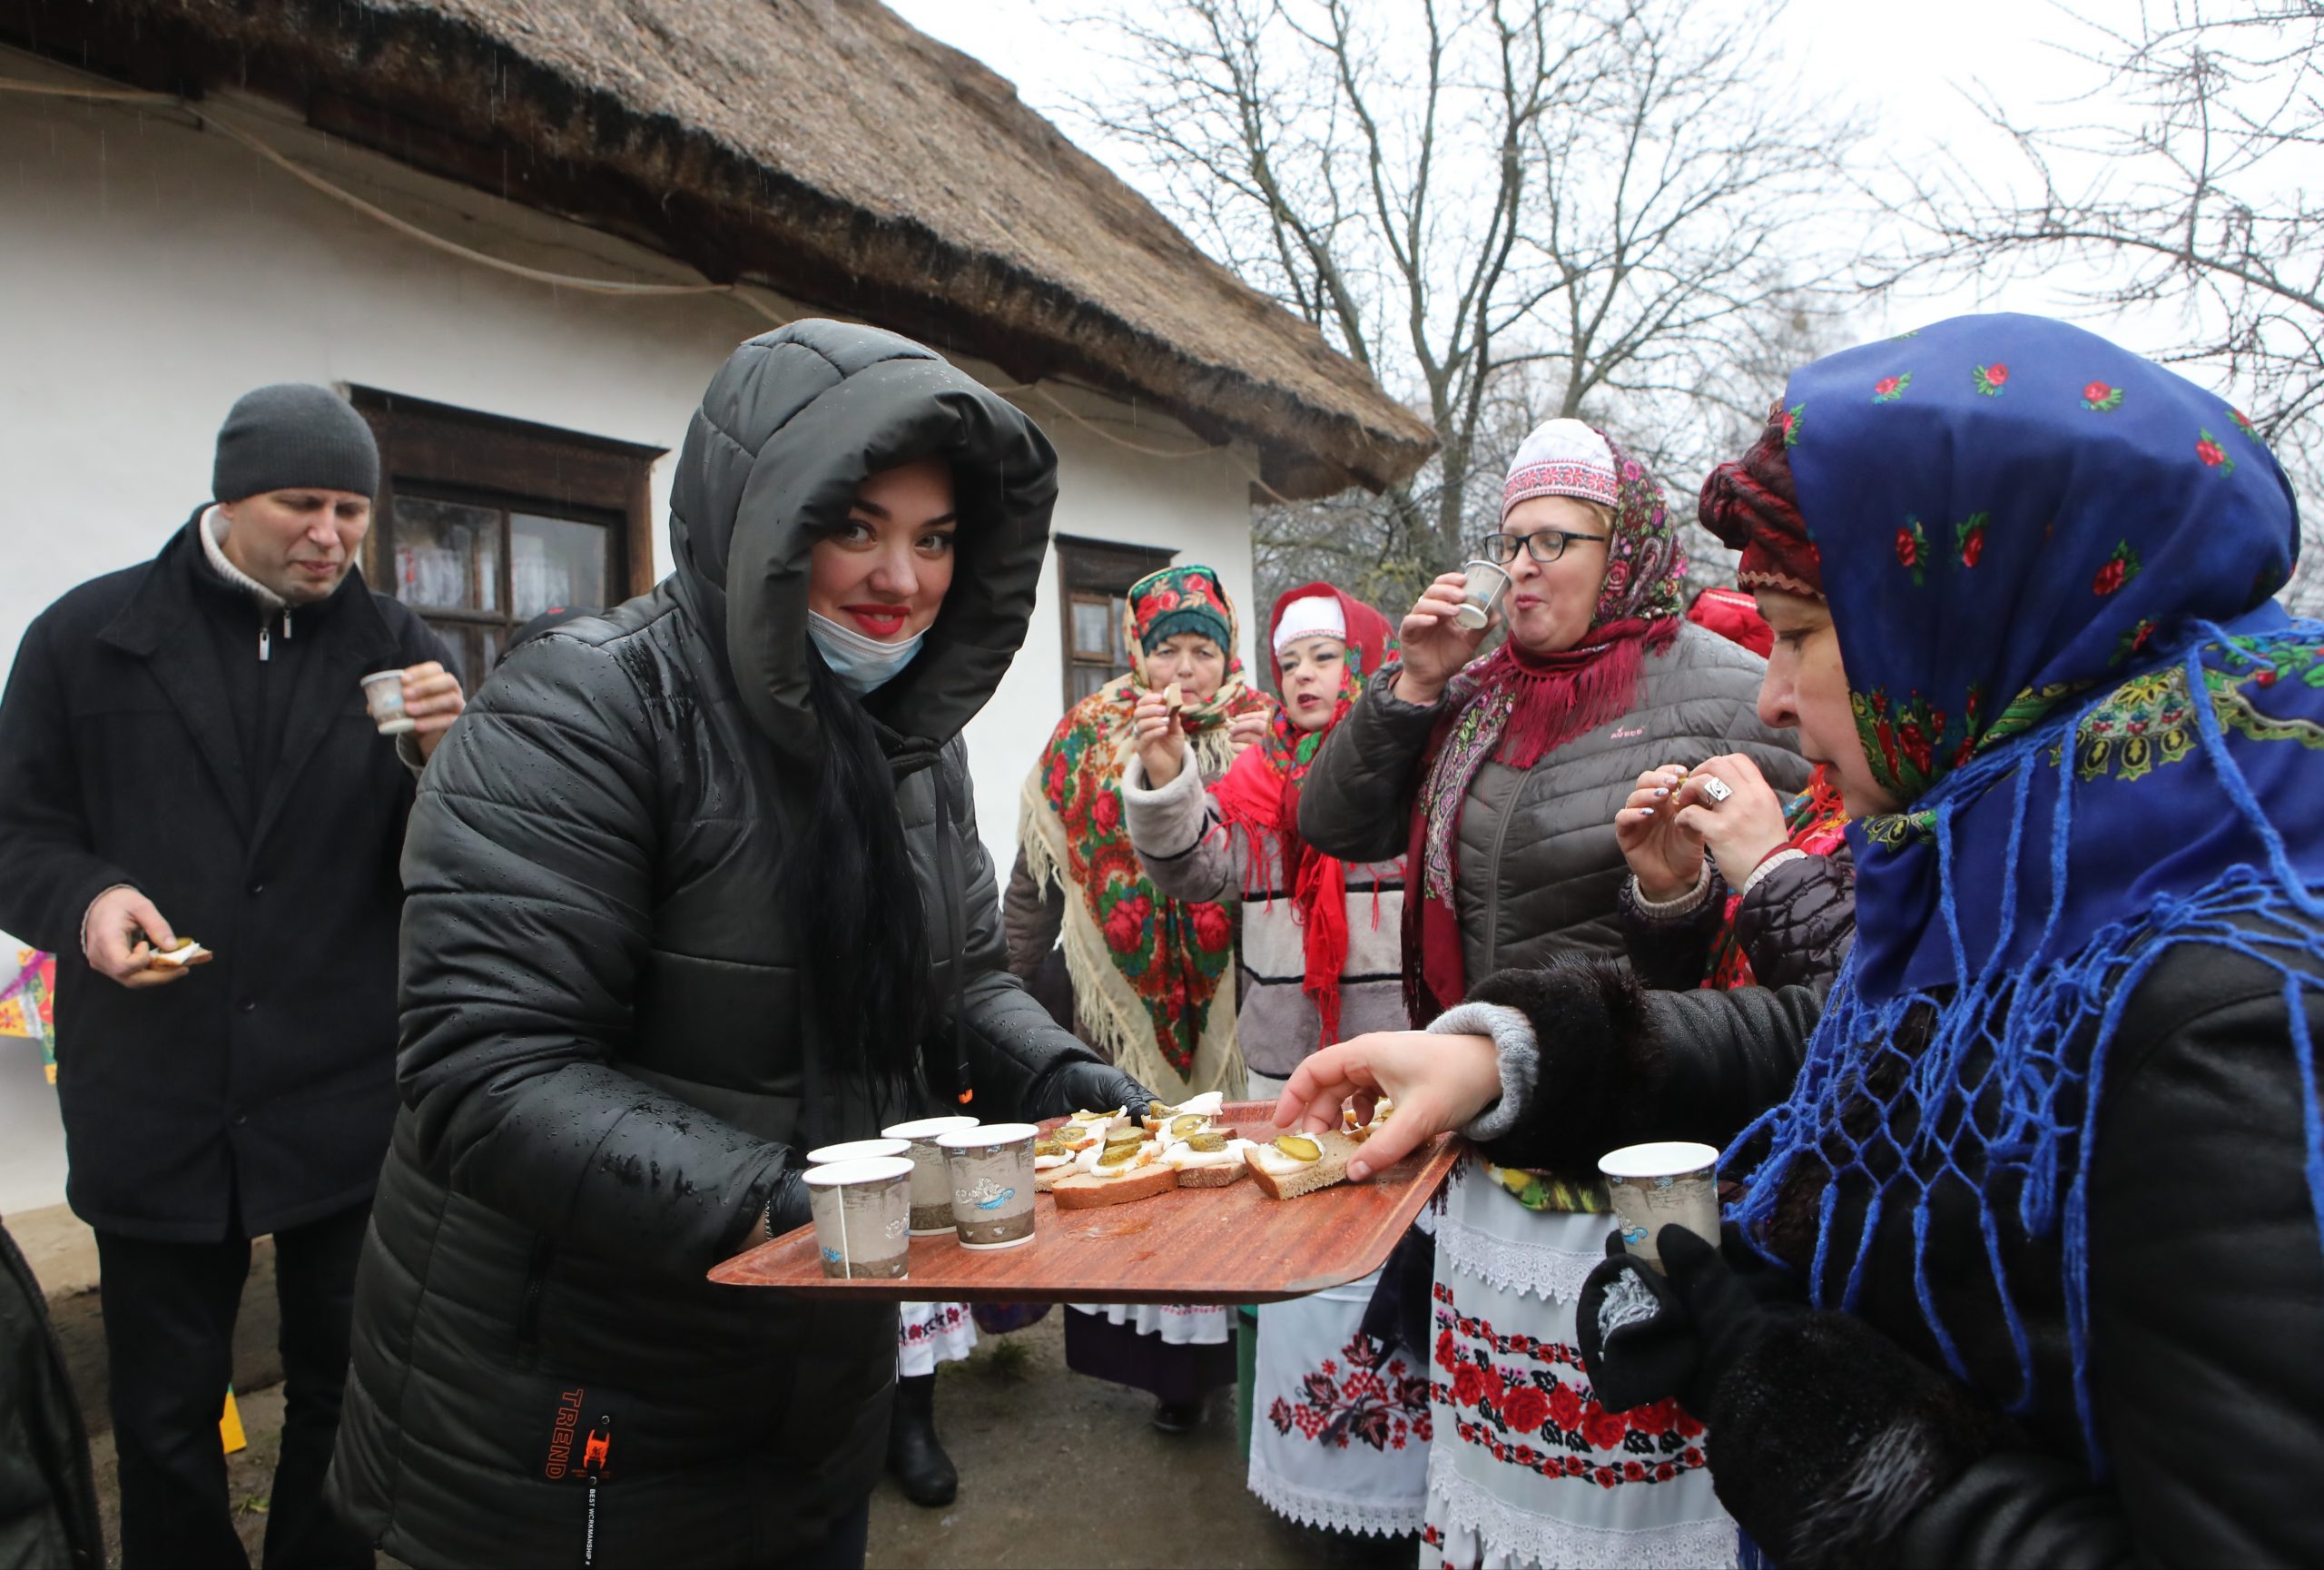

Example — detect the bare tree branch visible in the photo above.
[1078,0,1859,617]
[1871,0,2324,606]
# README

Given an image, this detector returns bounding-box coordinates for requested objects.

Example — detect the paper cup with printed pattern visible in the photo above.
[882,1115,981,1235]
[1453,559,1513,631]
[801,1156,913,1279]
[1598,1141,1721,1274]
[359,670,417,735]
[936,1123,1039,1251]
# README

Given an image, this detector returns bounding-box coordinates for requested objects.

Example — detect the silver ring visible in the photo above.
[1699,776,1733,805]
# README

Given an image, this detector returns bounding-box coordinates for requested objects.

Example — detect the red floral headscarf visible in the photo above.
[1016,566,1273,1096]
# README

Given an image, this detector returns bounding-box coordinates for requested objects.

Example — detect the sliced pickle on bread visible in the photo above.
[1246,1129,1364,1200]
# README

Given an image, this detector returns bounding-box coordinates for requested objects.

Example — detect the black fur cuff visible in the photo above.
[1462,959,1660,1171]
[1705,1312,2010,1570]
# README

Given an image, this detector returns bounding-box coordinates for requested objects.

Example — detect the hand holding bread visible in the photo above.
[1226,708,1271,755]
[1132,687,1190,787]
[82,884,197,990]
[1273,1029,1502,1180]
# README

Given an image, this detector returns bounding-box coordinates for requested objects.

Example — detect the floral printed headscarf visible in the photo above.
[1724,313,2324,1461]
[1403,428,1689,1019]
[1017,565,1274,1099]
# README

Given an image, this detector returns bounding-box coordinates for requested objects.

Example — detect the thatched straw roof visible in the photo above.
[8,0,1436,498]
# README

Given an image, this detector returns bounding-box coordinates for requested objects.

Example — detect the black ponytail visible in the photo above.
[790,652,933,1120]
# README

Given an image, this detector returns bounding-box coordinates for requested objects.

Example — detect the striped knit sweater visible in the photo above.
[1121,755,1406,1081]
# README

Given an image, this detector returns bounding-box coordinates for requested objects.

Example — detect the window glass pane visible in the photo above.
[510,512,608,620]
[393,497,499,612]
[424,618,499,694]
[1110,594,1131,664]
[1070,663,1118,703]
[1070,597,1114,659]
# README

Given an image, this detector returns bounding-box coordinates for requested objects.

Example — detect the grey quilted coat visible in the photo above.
[1297,623,1807,998]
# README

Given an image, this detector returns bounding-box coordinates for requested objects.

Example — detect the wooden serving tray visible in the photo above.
[708,1102,1462,1304]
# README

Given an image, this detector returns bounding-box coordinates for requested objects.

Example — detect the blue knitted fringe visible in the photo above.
[1726,620,2324,1475]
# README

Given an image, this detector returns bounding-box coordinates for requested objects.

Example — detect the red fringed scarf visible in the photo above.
[1403,616,1682,1022]
[1212,582,1395,1050]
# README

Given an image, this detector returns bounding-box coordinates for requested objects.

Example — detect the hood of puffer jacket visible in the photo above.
[667,320,1059,761]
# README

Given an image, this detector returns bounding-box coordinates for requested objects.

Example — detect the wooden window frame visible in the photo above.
[348,387,665,676]
[1054,535,1178,707]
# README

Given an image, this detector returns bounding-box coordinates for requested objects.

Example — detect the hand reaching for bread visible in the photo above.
[1272,1029,1502,1180]
[82,884,196,990]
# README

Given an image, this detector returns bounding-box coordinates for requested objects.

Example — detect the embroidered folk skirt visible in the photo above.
[897,1300,977,1378]
[1065,1302,1237,1407]
[1246,1268,1432,1538]
[1425,1158,1737,1569]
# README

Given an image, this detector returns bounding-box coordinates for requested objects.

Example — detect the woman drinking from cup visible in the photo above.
[1282,316,2324,1567]
[1296,418,1805,1566]
[1009,564,1272,1434]
[1009,563,1273,1101]
[1616,561,1856,994]
[326,322,1150,1569]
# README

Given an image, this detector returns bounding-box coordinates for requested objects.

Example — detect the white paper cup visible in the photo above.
[359,669,417,735]
[1598,1140,1721,1274]
[1453,559,1513,631]
[935,1123,1039,1251]
[805,1138,911,1166]
[801,1155,914,1279]
[883,1115,982,1235]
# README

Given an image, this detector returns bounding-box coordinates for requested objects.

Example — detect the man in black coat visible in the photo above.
[0,384,462,1568]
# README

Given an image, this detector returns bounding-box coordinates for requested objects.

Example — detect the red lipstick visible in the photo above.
[844,603,910,637]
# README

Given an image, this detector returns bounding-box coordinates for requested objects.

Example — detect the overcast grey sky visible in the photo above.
[886,0,2154,349]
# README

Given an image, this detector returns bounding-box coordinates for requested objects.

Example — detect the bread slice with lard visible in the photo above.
[1051,1165,1180,1210]
[1245,1128,1365,1200]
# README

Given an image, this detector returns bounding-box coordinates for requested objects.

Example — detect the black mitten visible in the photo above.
[1577,1225,1797,1415]
[1583,1225,2011,1570]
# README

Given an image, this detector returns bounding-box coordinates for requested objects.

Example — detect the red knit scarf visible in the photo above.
[1212,740,1354,1048]
[1403,616,1680,1020]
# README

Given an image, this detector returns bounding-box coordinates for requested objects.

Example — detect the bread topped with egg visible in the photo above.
[1343,1098,1394,1143]
[147,937,212,970]
[1245,1129,1364,1200]
[1033,1110,1130,1191]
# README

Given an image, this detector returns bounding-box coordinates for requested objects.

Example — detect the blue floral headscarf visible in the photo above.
[1725,313,2324,1463]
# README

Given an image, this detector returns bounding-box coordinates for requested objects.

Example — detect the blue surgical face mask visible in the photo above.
[808,609,926,695]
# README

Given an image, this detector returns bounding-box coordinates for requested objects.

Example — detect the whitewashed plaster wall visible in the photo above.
[0,64,1258,1211]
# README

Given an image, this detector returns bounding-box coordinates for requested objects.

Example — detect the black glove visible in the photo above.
[1034,1060,1155,1123]
[1581,1224,2008,1570]
[1577,1224,1797,1415]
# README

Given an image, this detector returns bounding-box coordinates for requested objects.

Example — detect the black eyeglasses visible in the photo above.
[1469,528,1609,566]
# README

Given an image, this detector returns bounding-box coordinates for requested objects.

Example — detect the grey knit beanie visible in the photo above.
[212,384,380,503]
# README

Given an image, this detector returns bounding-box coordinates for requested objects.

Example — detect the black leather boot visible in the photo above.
[886,1373,958,1507]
